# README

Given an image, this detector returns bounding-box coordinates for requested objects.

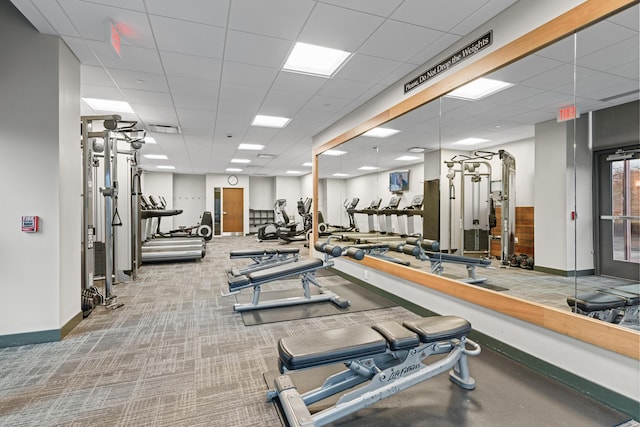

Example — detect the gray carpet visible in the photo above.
[0,235,633,426]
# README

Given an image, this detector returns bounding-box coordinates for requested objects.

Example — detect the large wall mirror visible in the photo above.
[315,2,639,358]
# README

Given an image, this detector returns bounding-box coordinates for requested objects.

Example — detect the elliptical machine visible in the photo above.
[257,199,297,241]
[277,198,313,243]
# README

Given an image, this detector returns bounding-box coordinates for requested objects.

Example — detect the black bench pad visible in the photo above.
[230,248,299,258]
[372,321,419,351]
[567,291,627,311]
[278,316,472,371]
[279,326,388,371]
[403,316,472,343]
[248,258,323,283]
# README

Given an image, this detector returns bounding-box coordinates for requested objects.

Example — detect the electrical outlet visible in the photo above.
[364,270,368,280]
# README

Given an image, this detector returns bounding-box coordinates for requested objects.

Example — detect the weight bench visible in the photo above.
[227,247,300,277]
[425,252,492,284]
[223,243,364,312]
[566,283,639,330]
[348,243,411,266]
[267,315,480,426]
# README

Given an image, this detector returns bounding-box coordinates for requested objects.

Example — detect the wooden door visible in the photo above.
[223,188,244,234]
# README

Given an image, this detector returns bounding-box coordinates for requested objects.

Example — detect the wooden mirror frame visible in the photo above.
[312,0,639,359]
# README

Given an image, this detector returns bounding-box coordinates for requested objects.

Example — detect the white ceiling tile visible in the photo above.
[220,82,268,105]
[109,69,169,92]
[316,0,403,17]
[409,33,463,66]
[86,40,163,73]
[81,65,113,86]
[577,36,639,73]
[488,54,565,84]
[82,0,146,12]
[229,0,314,40]
[224,30,291,68]
[167,75,219,97]
[378,63,419,86]
[146,0,229,27]
[450,0,518,36]
[32,0,79,37]
[298,2,385,51]
[149,15,225,59]
[335,54,405,84]
[577,20,637,58]
[121,88,173,106]
[131,104,178,125]
[359,20,443,62]
[607,4,639,31]
[317,78,375,101]
[58,0,155,48]
[9,0,56,33]
[161,51,222,80]
[80,84,124,100]
[221,62,280,89]
[392,0,486,32]
[270,71,327,96]
[173,94,218,111]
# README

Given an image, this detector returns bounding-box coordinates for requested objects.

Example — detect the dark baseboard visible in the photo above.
[332,269,639,420]
[0,311,83,348]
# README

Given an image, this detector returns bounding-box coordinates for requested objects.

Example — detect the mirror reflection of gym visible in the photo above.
[314,4,639,346]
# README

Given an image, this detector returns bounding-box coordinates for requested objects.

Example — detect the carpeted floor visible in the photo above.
[0,235,633,426]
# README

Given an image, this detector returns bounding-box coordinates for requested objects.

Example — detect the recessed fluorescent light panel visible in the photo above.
[362,127,400,138]
[144,136,156,144]
[156,165,175,170]
[226,168,243,172]
[395,155,421,161]
[257,153,277,159]
[453,137,489,146]
[445,78,513,101]
[82,98,134,113]
[143,154,168,160]
[358,166,380,171]
[283,42,351,77]
[332,173,350,177]
[251,115,290,128]
[231,158,251,163]
[238,143,264,150]
[321,149,347,156]
[302,162,313,167]
[286,170,303,174]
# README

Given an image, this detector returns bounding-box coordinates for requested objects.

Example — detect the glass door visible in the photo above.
[596,148,640,280]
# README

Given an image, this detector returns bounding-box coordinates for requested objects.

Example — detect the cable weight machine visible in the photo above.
[444,149,515,263]
[81,115,145,311]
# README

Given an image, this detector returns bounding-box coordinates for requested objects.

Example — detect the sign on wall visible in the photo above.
[404,31,493,94]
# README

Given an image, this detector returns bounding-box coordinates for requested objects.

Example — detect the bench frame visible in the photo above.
[267,321,480,426]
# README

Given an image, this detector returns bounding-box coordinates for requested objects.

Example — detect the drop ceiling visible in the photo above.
[9,1,639,179]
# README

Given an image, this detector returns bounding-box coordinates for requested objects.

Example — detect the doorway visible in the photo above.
[595,147,639,280]
[223,187,244,235]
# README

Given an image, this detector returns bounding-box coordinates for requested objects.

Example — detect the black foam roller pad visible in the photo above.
[345,247,364,260]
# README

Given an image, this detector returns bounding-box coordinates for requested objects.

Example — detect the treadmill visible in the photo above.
[140,195,206,263]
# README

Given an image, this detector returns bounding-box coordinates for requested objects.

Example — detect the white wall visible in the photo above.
[142,172,175,232]
[173,174,206,227]
[249,176,275,210]
[0,2,80,337]
[58,39,82,327]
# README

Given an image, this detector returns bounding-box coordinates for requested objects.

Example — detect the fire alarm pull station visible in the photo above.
[22,216,39,232]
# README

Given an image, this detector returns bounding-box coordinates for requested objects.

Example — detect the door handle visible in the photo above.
[223,211,228,215]
[600,215,640,220]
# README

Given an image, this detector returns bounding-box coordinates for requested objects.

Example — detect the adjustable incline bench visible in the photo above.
[224,242,364,312]
[267,315,480,426]
[397,236,491,284]
[566,283,639,330]
[227,247,300,277]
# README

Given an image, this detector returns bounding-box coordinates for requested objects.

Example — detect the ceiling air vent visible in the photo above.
[148,124,181,134]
